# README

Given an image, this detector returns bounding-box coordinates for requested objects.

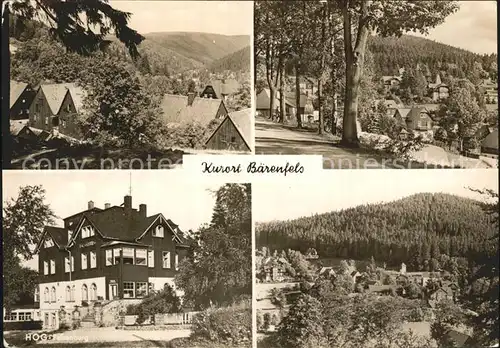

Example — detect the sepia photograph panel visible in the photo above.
[2,171,252,348]
[5,1,252,170]
[254,0,498,169]
[254,170,498,347]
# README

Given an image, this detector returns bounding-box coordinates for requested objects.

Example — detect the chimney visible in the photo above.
[104,203,111,209]
[88,201,94,210]
[124,195,132,210]
[139,204,147,218]
[187,92,195,106]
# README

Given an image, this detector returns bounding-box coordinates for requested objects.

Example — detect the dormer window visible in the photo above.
[81,225,95,239]
[44,238,54,248]
[153,225,164,238]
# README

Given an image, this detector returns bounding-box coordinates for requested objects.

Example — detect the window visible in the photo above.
[81,226,94,239]
[113,248,122,264]
[230,136,236,143]
[65,286,71,302]
[71,286,75,302]
[148,250,154,268]
[44,313,49,327]
[45,117,48,126]
[35,103,40,112]
[122,248,134,265]
[90,284,97,301]
[34,288,40,302]
[65,257,71,273]
[81,253,88,270]
[123,282,135,298]
[136,282,147,298]
[106,249,113,266]
[90,251,97,268]
[18,312,30,321]
[51,313,56,327]
[163,251,171,269]
[43,261,49,275]
[33,114,37,121]
[44,238,54,248]
[153,225,164,237]
[70,256,74,272]
[44,288,49,303]
[50,259,55,274]
[50,287,56,303]
[136,249,147,266]
[82,284,88,301]
[68,230,73,242]
[175,253,179,271]
[148,282,154,293]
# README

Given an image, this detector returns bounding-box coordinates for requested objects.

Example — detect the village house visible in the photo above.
[255,88,277,118]
[200,79,239,101]
[427,281,459,308]
[381,76,402,93]
[205,108,252,152]
[393,106,434,140]
[33,195,190,329]
[480,129,498,158]
[160,92,228,129]
[427,74,449,102]
[478,78,498,104]
[28,83,85,140]
[10,80,36,120]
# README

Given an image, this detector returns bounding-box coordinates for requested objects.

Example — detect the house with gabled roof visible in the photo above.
[34,195,190,329]
[10,80,36,120]
[427,74,449,101]
[160,92,228,128]
[28,82,85,140]
[255,88,278,118]
[481,129,498,158]
[204,108,252,152]
[200,79,239,101]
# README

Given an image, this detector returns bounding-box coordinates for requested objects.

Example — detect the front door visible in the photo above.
[109,284,118,300]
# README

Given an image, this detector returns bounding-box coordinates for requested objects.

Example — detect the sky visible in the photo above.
[253,169,499,223]
[2,171,222,270]
[109,1,253,36]
[411,0,497,54]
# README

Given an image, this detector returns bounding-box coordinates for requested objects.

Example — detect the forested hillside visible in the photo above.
[368,35,498,82]
[256,193,497,269]
[143,32,250,65]
[208,46,251,73]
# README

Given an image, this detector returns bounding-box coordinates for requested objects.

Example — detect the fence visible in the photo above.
[124,311,199,326]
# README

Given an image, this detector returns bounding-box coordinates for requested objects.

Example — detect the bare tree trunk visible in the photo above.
[279,60,286,124]
[295,64,302,128]
[331,86,337,136]
[341,0,370,148]
[318,80,323,134]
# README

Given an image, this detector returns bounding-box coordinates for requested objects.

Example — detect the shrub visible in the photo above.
[191,302,251,344]
[125,285,181,324]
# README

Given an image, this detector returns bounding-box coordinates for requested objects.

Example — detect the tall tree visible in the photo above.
[175,184,251,310]
[2,185,56,311]
[10,0,144,58]
[338,0,459,147]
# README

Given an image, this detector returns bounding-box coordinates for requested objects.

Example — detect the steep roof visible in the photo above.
[45,226,69,249]
[407,107,431,123]
[256,89,277,110]
[395,108,412,119]
[39,83,84,114]
[10,119,29,136]
[481,129,498,150]
[10,81,28,108]
[160,94,225,127]
[229,108,253,149]
[206,79,239,98]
